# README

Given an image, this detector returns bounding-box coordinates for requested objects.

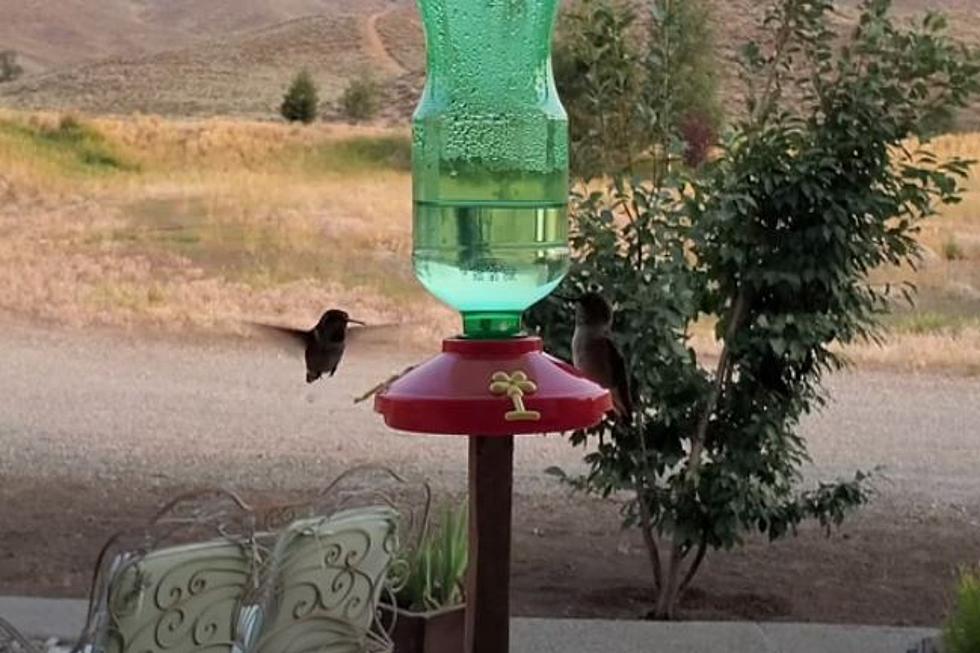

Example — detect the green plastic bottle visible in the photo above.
[412,0,569,339]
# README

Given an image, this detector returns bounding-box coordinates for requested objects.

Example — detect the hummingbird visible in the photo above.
[572,292,634,417]
[249,309,375,383]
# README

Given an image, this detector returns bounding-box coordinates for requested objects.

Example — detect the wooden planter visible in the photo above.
[907,638,943,653]
[390,605,465,653]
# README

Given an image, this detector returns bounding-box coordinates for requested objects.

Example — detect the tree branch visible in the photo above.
[687,288,749,478]
[655,289,750,618]
[678,532,709,593]
[635,476,663,591]
[656,538,685,619]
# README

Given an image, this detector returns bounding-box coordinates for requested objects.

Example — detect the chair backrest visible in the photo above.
[98,538,260,653]
[254,507,399,653]
[0,616,39,653]
[63,471,427,653]
[73,489,259,653]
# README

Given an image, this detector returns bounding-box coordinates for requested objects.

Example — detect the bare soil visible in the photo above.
[1,475,977,626]
[0,322,978,626]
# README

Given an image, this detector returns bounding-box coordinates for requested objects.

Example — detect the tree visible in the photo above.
[645,0,723,168]
[554,0,646,176]
[280,70,319,124]
[553,0,723,176]
[339,75,381,122]
[0,50,23,84]
[529,0,979,619]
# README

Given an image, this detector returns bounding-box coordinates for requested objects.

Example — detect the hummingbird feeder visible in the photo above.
[375,2,612,652]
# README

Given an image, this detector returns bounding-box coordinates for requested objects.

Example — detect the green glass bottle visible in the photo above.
[412,0,569,339]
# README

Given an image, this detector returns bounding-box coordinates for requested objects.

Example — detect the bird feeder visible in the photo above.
[375,2,611,652]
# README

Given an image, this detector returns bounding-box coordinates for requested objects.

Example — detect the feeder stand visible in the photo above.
[375,2,611,652]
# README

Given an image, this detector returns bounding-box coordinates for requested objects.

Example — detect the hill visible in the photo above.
[0,12,411,119]
[0,0,395,70]
[0,0,978,125]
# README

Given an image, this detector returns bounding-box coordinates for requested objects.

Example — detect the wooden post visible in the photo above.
[465,435,514,653]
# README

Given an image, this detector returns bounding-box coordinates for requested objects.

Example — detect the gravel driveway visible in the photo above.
[1,320,978,509]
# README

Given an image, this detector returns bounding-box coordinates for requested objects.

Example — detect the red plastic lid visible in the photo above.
[375,337,613,436]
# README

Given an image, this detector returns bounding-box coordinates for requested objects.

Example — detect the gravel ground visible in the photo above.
[1,319,978,508]
[1,319,979,625]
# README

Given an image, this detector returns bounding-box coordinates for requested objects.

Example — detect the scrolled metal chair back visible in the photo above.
[0,616,38,653]
[73,488,261,653]
[252,466,432,653]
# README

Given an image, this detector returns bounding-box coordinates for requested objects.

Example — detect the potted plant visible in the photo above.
[942,565,980,653]
[386,501,467,653]
[909,566,980,653]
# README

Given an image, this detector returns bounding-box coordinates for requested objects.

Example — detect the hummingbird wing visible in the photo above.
[345,323,414,346]
[247,322,314,351]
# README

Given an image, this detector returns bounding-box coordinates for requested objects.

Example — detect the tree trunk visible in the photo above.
[652,544,685,620]
[652,292,750,620]
[635,479,663,592]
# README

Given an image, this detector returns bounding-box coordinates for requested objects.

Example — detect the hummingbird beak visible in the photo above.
[347,318,367,326]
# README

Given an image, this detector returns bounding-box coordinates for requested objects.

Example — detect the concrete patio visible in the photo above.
[0,595,938,653]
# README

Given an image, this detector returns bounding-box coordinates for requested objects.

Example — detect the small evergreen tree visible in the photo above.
[554,0,723,176]
[645,0,723,168]
[0,50,24,84]
[554,0,645,176]
[280,70,319,124]
[340,76,381,122]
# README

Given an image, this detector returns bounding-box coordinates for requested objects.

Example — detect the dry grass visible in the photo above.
[0,15,405,119]
[1,110,979,371]
[0,0,394,71]
[0,110,455,345]
[845,132,980,373]
[1,0,978,128]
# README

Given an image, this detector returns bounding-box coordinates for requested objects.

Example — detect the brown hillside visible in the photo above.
[0,0,978,125]
[0,0,396,70]
[0,13,404,118]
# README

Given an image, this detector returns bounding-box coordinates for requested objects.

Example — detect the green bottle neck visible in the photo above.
[462,312,525,339]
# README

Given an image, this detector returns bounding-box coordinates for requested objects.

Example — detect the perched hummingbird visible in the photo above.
[249,309,376,383]
[572,293,634,417]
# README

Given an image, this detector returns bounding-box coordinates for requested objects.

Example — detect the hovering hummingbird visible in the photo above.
[572,292,634,417]
[249,309,382,383]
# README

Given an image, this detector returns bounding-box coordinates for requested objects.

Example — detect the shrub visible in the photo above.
[554,0,723,177]
[528,0,979,619]
[0,50,23,84]
[280,70,319,124]
[393,501,468,613]
[945,566,980,653]
[339,76,381,122]
[943,235,966,261]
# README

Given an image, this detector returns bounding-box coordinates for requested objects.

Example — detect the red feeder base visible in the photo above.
[374,337,612,436]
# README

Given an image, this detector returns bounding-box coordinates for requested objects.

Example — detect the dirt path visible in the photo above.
[364,8,407,76]
[1,321,978,624]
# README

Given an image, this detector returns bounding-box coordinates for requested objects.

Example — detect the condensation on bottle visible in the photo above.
[411,0,570,338]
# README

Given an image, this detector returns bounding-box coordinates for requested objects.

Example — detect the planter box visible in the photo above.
[390,606,465,653]
[907,637,943,653]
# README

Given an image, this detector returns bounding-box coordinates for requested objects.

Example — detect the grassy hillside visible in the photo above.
[0,109,978,371]
[0,0,397,70]
[0,15,407,118]
[0,110,453,341]
[1,0,978,125]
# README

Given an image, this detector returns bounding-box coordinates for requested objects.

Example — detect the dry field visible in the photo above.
[0,110,456,344]
[0,12,411,120]
[0,0,397,70]
[857,134,980,373]
[0,110,979,371]
[1,0,979,126]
